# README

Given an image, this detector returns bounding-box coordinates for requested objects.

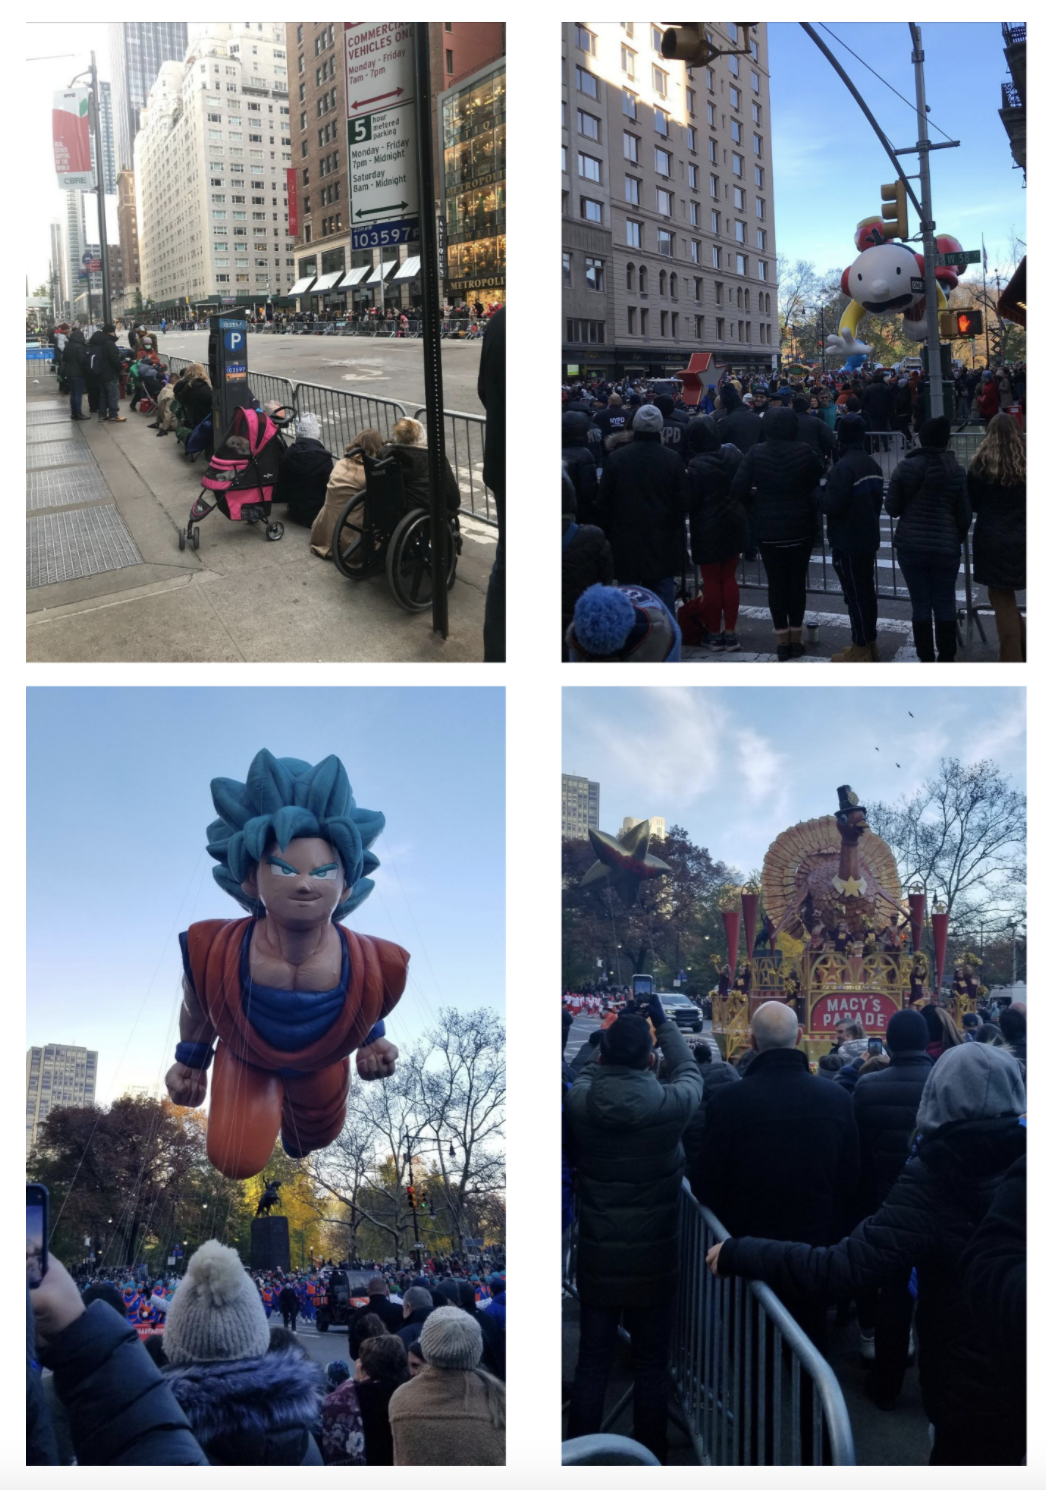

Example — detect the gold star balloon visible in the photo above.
[580,820,671,907]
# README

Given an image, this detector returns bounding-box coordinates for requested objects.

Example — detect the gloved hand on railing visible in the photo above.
[706,1242,724,1276]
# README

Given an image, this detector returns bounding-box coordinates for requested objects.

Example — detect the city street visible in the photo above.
[270,1315,358,1374]
[153,329,486,417]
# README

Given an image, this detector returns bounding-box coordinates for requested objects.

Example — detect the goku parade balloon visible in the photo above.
[165,749,409,1179]
[827,216,966,360]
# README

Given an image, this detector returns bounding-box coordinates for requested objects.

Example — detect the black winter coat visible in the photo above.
[380,442,461,514]
[885,448,971,560]
[857,379,895,431]
[40,1300,207,1465]
[174,376,212,429]
[597,431,687,587]
[275,438,335,527]
[730,408,825,547]
[565,1019,702,1307]
[62,330,90,380]
[660,408,692,459]
[682,1059,740,1172]
[562,520,614,653]
[687,446,746,563]
[794,411,837,465]
[717,1117,1026,1449]
[166,1348,324,1465]
[562,445,599,525]
[87,331,123,381]
[692,1047,858,1246]
[349,1295,405,1358]
[716,405,762,454]
[967,473,1025,590]
[960,1152,1025,1377]
[355,1377,400,1465]
[851,1050,932,1208]
[821,447,884,555]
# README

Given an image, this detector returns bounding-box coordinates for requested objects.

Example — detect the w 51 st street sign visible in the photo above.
[344,23,420,252]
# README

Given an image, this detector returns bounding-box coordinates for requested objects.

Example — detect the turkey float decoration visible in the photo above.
[827,216,967,361]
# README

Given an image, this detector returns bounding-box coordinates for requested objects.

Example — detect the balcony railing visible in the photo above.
[1002,22,1026,45]
[1001,79,1022,109]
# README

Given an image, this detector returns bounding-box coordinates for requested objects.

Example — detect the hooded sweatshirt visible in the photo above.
[729,407,825,546]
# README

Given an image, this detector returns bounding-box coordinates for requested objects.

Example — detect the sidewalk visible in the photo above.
[26,383,492,662]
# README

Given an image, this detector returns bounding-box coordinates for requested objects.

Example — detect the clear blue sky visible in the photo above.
[27,688,505,1102]
[767,22,1026,285]
[563,687,1025,878]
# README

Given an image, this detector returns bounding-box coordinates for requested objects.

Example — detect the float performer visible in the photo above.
[165,749,408,1179]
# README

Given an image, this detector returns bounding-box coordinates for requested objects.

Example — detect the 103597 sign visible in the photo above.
[351,220,420,251]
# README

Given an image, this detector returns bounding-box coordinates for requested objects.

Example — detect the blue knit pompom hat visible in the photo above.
[573,585,636,654]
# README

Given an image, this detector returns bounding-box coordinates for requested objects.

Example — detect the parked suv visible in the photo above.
[657,991,704,1033]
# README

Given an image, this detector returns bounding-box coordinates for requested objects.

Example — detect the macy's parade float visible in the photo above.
[710,785,980,1063]
[164,749,409,1180]
[827,217,968,366]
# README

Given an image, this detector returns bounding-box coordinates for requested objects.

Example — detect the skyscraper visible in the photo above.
[622,816,667,840]
[90,79,117,196]
[50,220,65,317]
[61,191,87,318]
[26,1045,98,1154]
[109,23,189,171]
[116,170,141,293]
[562,774,600,839]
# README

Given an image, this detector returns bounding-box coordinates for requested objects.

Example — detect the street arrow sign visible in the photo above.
[352,87,406,111]
[344,23,415,113]
[356,201,409,218]
[941,250,981,267]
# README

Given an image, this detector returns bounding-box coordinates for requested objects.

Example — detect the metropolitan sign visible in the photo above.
[343,23,420,252]
[53,88,93,191]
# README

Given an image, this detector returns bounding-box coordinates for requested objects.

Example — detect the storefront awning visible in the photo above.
[996,256,1026,328]
[288,275,315,295]
[342,265,371,287]
[312,270,344,293]
[394,256,421,280]
[365,261,398,283]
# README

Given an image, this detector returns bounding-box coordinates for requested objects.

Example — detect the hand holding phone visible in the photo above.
[867,1036,884,1056]
[26,1183,48,1290]
[29,1253,86,1350]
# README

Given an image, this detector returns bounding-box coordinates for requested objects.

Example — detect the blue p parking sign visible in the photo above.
[224,329,245,354]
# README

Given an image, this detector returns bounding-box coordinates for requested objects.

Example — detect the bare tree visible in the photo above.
[776,256,819,360]
[868,758,1026,939]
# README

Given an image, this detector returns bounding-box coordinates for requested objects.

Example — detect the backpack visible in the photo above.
[88,347,106,376]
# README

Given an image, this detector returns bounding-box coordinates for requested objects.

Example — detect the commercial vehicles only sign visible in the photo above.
[344,23,420,252]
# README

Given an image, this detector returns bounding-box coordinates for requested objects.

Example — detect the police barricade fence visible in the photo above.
[561,1185,855,1467]
[295,381,409,451]
[412,406,496,527]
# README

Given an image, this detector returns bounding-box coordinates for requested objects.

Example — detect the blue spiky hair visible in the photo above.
[206,749,384,920]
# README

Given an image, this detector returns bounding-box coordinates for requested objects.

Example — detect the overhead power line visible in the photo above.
[818,23,958,145]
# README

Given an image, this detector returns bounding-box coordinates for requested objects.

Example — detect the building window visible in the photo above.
[672,311,679,336]
[734,186,745,210]
[709,137,717,163]
[563,252,571,284]
[621,46,636,78]
[575,25,596,54]
[654,146,670,176]
[565,318,606,344]
[686,126,696,150]
[652,65,668,96]
[656,187,672,215]
[707,101,715,127]
[757,228,767,250]
[690,239,700,263]
[752,101,761,124]
[623,132,639,162]
[626,261,635,289]
[735,221,745,245]
[657,228,673,256]
[578,152,602,182]
[712,245,721,268]
[706,66,714,91]
[736,252,747,274]
[446,49,453,72]
[660,310,668,335]
[688,162,699,189]
[710,209,720,234]
[577,108,600,140]
[580,196,603,223]
[758,260,768,280]
[622,89,637,119]
[689,201,700,226]
[627,305,637,333]
[626,218,641,248]
[716,316,725,338]
[576,66,598,99]
[731,118,742,144]
[641,308,649,334]
[730,86,740,110]
[729,54,739,77]
[695,277,703,301]
[756,197,766,220]
[625,175,640,204]
[751,70,760,93]
[585,256,605,290]
[710,173,719,197]
[732,152,744,176]
[753,134,762,156]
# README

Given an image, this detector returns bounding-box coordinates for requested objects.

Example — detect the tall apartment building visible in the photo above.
[562,22,778,378]
[116,170,141,293]
[50,221,65,317]
[61,190,87,319]
[562,774,601,839]
[622,815,667,840]
[286,23,505,314]
[26,1045,98,1154]
[135,23,296,308]
[109,23,190,171]
[91,80,117,196]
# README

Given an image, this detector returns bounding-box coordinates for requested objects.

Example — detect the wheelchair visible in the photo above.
[331,447,461,613]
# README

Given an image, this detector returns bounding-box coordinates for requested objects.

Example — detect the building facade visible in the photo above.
[622,815,666,840]
[50,221,65,318]
[92,79,117,196]
[286,23,505,316]
[61,191,87,320]
[562,774,600,839]
[109,23,190,171]
[26,1044,98,1154]
[134,23,295,309]
[440,56,506,309]
[562,22,778,377]
[116,169,141,296]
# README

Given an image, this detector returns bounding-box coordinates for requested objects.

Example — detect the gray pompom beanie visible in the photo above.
[163,1239,271,1365]
[419,1305,483,1371]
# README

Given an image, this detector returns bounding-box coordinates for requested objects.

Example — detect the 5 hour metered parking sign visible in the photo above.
[344,22,420,251]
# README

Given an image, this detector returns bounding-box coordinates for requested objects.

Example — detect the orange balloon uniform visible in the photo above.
[184,917,408,1179]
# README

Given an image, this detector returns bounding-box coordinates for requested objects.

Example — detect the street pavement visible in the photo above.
[271,1314,358,1374]
[152,329,485,416]
[26,380,492,662]
[564,1012,720,1063]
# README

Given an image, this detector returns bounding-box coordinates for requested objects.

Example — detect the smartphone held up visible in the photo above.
[27,1183,48,1290]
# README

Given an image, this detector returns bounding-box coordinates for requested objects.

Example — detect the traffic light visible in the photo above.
[880,180,909,241]
[419,1191,429,1212]
[406,1185,416,1210]
[954,309,983,337]
[938,309,958,339]
[662,26,716,65]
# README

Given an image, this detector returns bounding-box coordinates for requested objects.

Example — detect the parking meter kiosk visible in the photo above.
[208,315,253,446]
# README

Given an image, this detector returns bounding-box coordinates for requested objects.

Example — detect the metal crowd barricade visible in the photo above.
[413,406,496,526]
[295,380,409,452]
[671,1185,855,1466]
[562,1435,660,1466]
[246,372,296,419]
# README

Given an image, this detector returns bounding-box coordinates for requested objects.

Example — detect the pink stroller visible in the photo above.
[179,405,287,550]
